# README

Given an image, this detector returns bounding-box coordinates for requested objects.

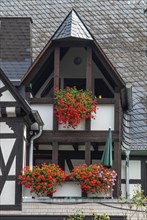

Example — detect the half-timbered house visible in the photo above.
[0,1,146,219]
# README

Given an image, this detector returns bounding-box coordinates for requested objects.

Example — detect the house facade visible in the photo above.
[0,1,146,219]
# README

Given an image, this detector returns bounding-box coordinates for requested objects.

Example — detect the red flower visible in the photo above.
[54,87,97,129]
[69,164,117,194]
[18,163,66,196]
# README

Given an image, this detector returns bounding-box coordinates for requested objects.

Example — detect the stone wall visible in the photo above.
[0,202,146,220]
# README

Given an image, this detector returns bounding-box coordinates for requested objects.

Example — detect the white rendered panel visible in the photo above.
[6,107,16,117]
[31,104,53,130]
[121,160,141,179]
[0,122,14,133]
[8,156,16,175]
[91,105,114,130]
[0,181,15,204]
[1,139,15,164]
[1,90,16,102]
[0,80,5,88]
[121,184,126,198]
[121,160,126,179]
[129,160,141,179]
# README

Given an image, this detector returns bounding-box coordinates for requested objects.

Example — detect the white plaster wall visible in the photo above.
[0,181,15,204]
[8,156,16,175]
[121,160,126,179]
[0,80,16,102]
[1,139,16,164]
[121,160,141,179]
[0,80,5,88]
[129,160,141,179]
[0,122,14,133]
[22,126,27,169]
[91,104,114,130]
[31,104,53,130]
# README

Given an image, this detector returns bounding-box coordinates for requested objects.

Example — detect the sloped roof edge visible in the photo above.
[0,68,35,124]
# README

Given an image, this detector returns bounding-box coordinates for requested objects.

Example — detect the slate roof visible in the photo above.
[52,10,93,40]
[1,0,147,150]
[0,18,32,83]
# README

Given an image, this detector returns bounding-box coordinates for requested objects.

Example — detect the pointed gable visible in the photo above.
[52,10,93,40]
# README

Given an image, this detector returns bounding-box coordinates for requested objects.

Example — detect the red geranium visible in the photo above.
[54,87,97,129]
[69,164,117,194]
[18,163,66,195]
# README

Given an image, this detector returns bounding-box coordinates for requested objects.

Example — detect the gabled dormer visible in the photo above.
[21,10,127,198]
[22,10,125,101]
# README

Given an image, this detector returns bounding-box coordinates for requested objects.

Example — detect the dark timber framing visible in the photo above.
[0,118,24,210]
[113,91,121,198]
[20,35,126,200]
[85,47,92,165]
[53,47,60,131]
[35,130,119,144]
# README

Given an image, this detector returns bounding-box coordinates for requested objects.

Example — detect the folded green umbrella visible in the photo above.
[101,128,112,168]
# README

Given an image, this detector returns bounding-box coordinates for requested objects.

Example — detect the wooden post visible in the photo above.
[53,47,60,131]
[52,142,59,165]
[86,47,92,131]
[113,91,121,198]
[85,141,91,165]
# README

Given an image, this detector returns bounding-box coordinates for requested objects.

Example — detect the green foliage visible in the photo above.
[99,213,110,220]
[66,210,85,220]
[118,185,147,220]
[66,210,110,220]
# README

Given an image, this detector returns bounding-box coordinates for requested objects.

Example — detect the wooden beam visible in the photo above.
[53,47,60,131]
[52,40,92,48]
[34,150,104,159]
[85,142,91,165]
[113,92,121,198]
[86,47,92,131]
[28,97,53,104]
[73,144,79,151]
[113,141,121,198]
[52,142,59,164]
[35,130,119,144]
[92,143,99,152]
[54,47,60,89]
[28,98,115,104]
[86,47,92,90]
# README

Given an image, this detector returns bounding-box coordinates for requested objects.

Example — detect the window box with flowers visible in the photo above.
[18,163,66,197]
[54,87,97,129]
[69,164,117,198]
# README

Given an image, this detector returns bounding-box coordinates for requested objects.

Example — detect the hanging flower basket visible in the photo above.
[69,164,117,195]
[18,163,66,196]
[54,87,97,129]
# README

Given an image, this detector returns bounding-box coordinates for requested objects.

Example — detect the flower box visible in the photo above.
[87,189,112,198]
[58,120,85,130]
[53,182,81,197]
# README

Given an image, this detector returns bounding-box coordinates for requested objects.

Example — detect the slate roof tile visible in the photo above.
[1,0,147,150]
